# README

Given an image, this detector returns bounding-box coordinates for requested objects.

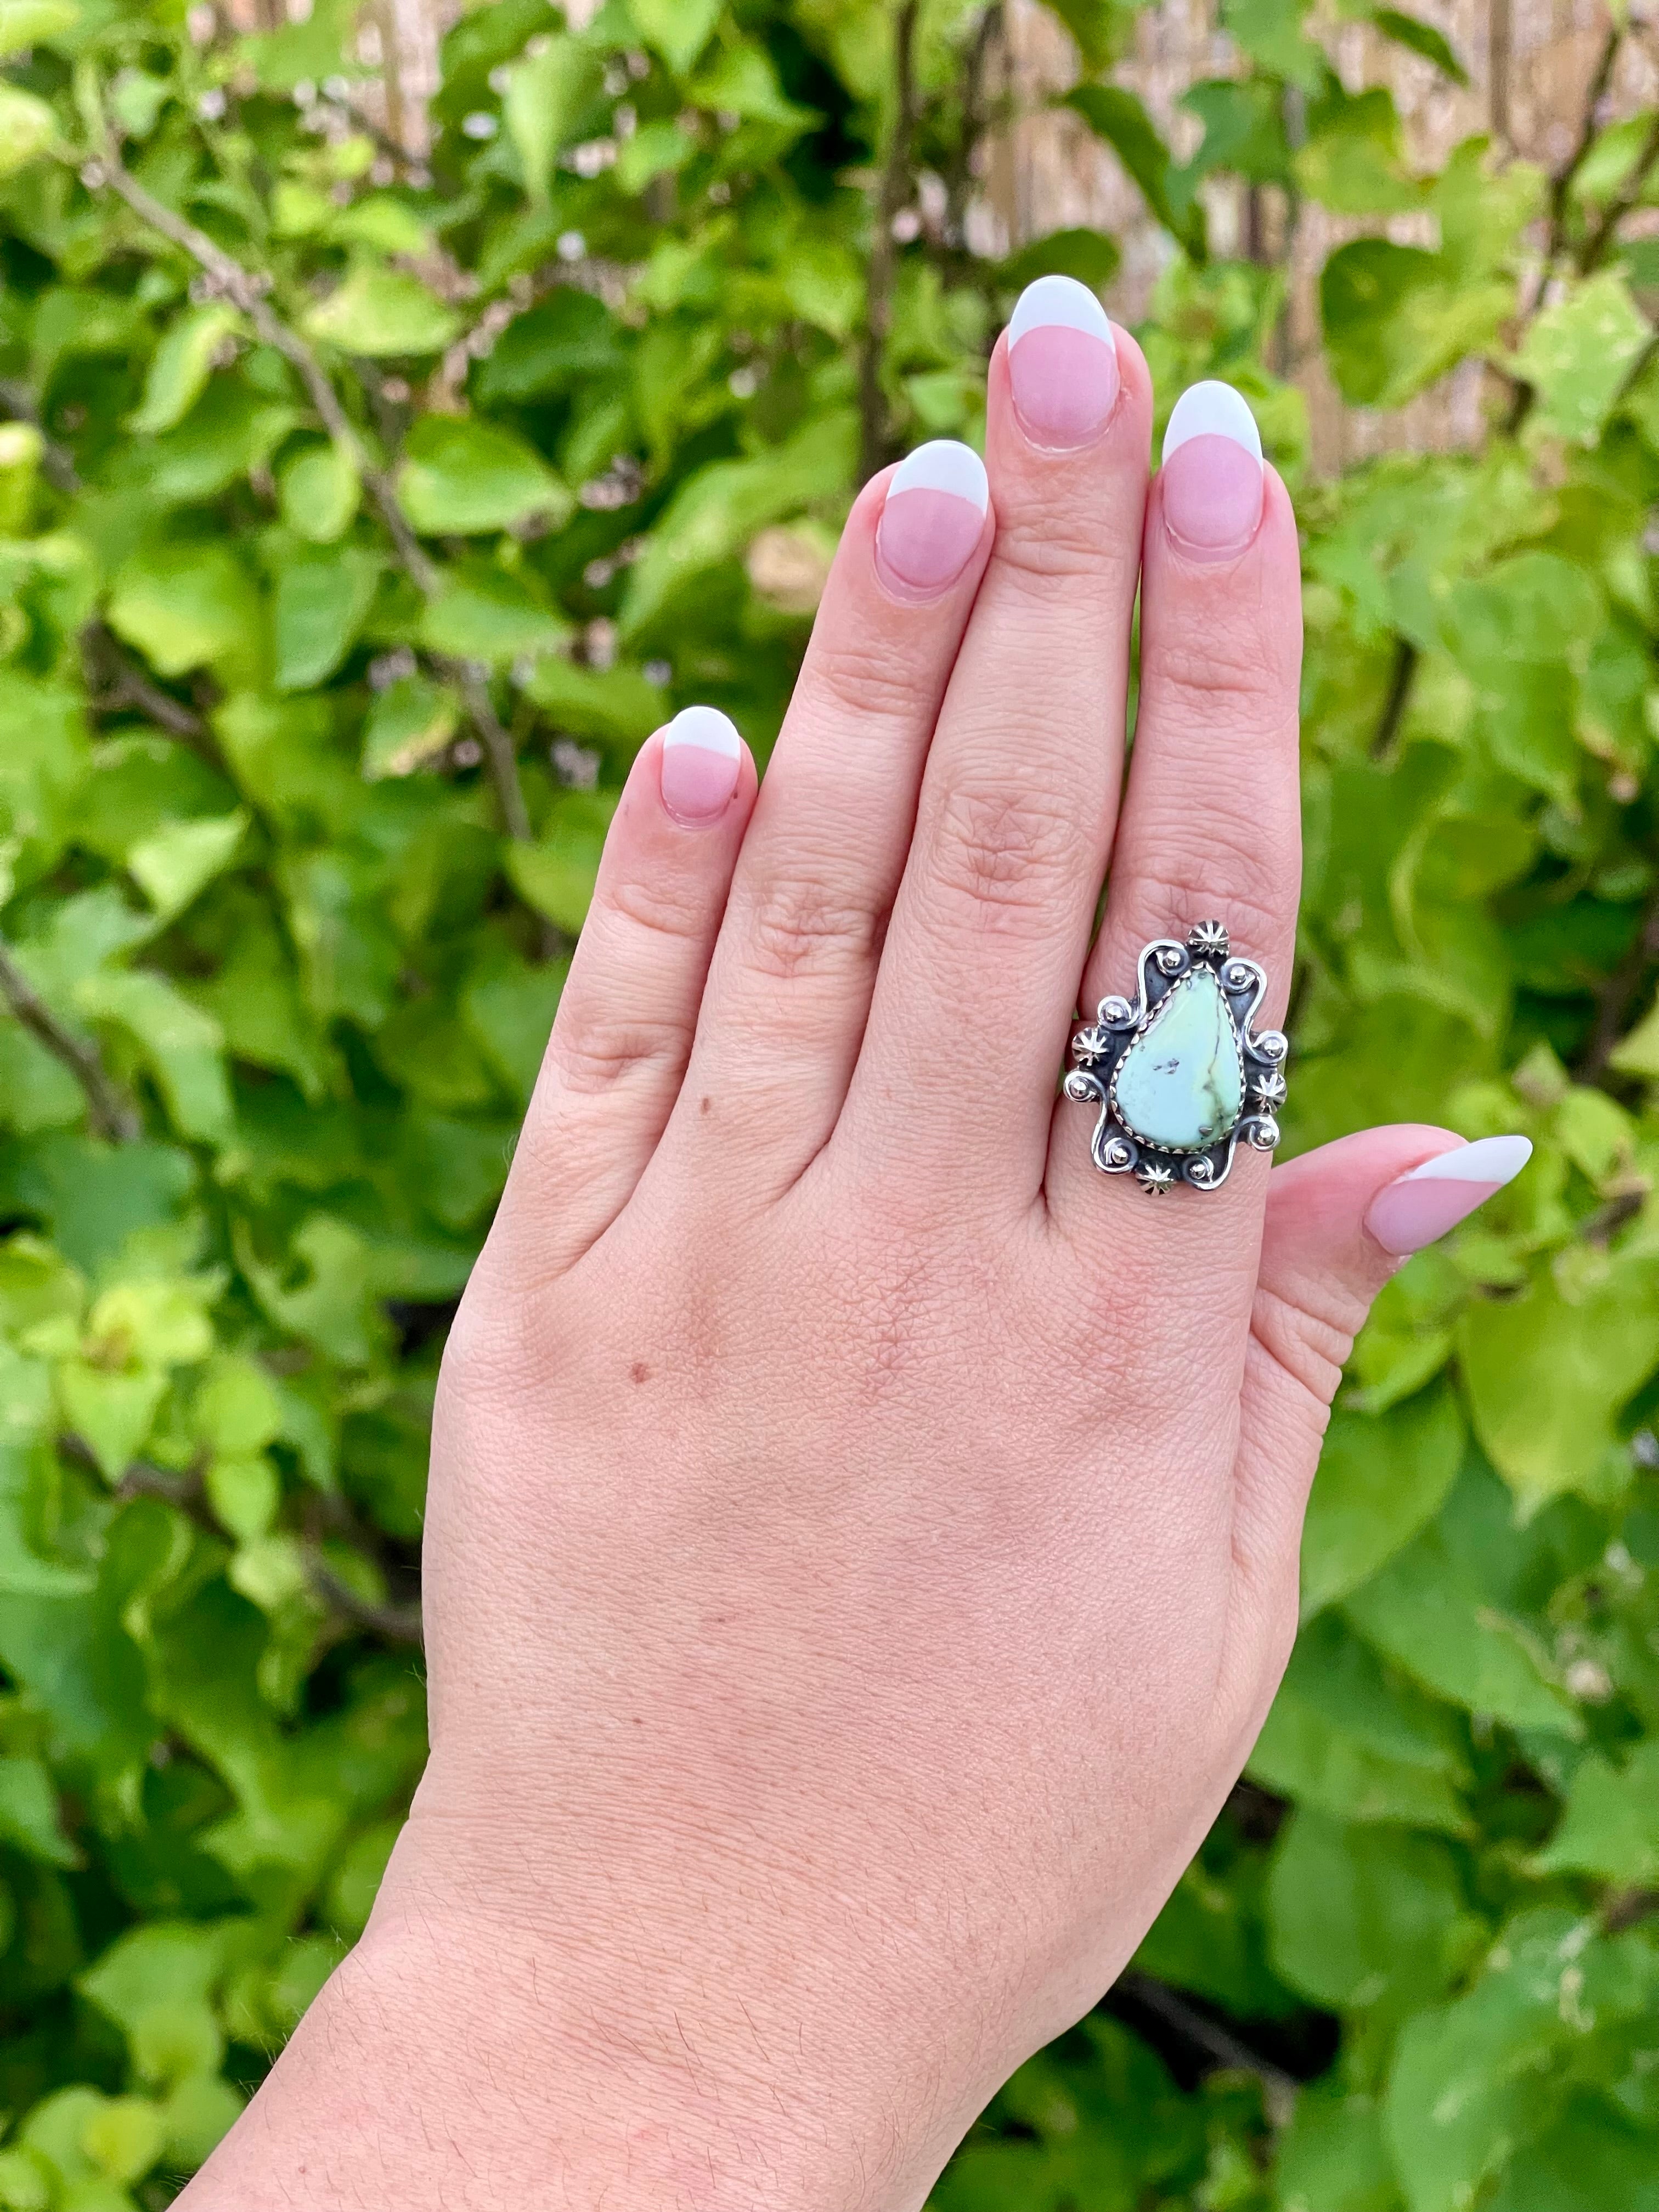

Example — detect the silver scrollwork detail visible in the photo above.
[1066,921,1290,1195]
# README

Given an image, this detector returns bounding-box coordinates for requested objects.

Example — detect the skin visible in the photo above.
[183,328,1463,2211]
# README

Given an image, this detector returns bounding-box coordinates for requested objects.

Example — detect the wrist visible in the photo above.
[182,1810,973,2212]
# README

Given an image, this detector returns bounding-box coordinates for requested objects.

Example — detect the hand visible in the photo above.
[185,283,1530,2210]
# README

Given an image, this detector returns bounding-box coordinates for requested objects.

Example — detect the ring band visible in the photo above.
[1065,922,1288,1193]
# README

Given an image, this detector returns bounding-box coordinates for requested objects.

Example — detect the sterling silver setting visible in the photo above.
[1064,922,1288,1194]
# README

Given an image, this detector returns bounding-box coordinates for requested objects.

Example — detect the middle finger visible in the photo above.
[840,278,1153,1199]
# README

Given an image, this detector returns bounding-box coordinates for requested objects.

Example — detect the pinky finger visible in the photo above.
[491,708,757,1283]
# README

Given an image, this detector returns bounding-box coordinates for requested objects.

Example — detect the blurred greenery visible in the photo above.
[1,0,1657,2203]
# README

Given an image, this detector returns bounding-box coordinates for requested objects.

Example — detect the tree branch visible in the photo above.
[0,377,81,493]
[1579,105,1659,274]
[1109,1971,1299,2128]
[859,0,922,484]
[1507,20,1624,432]
[81,621,217,754]
[306,1551,425,1649]
[1370,636,1418,760]
[0,936,141,1143]
[83,150,545,853]
[1578,884,1659,1082]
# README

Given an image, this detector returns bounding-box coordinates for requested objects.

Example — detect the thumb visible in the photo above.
[1230,1124,1533,1625]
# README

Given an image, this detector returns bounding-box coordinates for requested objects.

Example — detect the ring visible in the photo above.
[1064,922,1288,1194]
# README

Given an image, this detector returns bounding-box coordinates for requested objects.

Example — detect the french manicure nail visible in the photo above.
[660,705,742,824]
[1006,274,1121,449]
[1365,1135,1534,1257]
[1160,380,1265,557]
[874,439,990,601]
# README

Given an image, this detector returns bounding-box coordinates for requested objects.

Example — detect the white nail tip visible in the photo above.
[1161,381,1263,467]
[1401,1135,1533,1187]
[888,439,990,514]
[1008,274,1113,348]
[663,705,741,759]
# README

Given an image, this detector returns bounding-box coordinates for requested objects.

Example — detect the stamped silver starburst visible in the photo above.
[1136,1163,1175,1194]
[1188,919,1231,962]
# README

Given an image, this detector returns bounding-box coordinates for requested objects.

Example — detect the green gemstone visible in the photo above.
[1113,969,1244,1152]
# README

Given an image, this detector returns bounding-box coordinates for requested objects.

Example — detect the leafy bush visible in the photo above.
[1,0,1657,2204]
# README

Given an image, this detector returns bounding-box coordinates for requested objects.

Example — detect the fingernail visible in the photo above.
[659,705,742,823]
[874,440,989,601]
[1160,381,1264,557]
[1006,274,1120,449]
[1365,1135,1534,1257]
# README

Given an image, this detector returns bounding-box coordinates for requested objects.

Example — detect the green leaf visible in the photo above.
[0,84,57,178]
[1370,8,1469,83]
[0,1757,79,1868]
[1343,1497,1581,1737]
[416,562,572,664]
[303,263,461,359]
[503,792,614,932]
[273,546,382,693]
[1275,2085,1401,2212]
[622,409,857,636]
[127,811,248,924]
[1321,239,1513,408]
[0,0,81,53]
[1223,0,1326,90]
[1459,1255,1659,1515]
[629,0,722,74]
[1533,1741,1659,1886]
[1000,228,1122,296]
[74,968,233,1142]
[1065,84,1206,256]
[396,417,568,537]
[54,1358,165,1483]
[128,307,241,437]
[1250,1614,1471,1834]
[78,1922,229,2087]
[278,441,362,543]
[106,546,262,680]
[1510,270,1651,445]
[503,34,603,200]
[1268,1811,1468,2013]
[360,675,461,780]
[1301,1383,1466,1616]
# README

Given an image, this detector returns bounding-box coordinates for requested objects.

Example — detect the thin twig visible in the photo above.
[454,663,533,843]
[1111,1971,1299,2127]
[0,378,81,492]
[1507,20,1624,432]
[81,622,216,753]
[0,937,141,1143]
[1579,105,1659,273]
[307,1553,425,1649]
[85,150,548,851]
[859,0,922,484]
[1578,885,1659,1081]
[1370,636,1418,760]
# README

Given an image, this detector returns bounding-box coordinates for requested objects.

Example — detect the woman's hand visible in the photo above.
[185,281,1529,2211]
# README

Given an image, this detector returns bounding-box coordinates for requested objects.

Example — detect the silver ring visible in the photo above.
[1064,922,1287,1194]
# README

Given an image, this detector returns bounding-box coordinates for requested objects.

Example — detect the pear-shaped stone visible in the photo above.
[1113,969,1244,1152]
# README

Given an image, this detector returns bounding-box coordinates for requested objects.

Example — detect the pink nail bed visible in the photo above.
[1160,381,1265,555]
[1365,1135,1533,1256]
[1006,274,1120,449]
[875,440,989,600]
[659,705,742,823]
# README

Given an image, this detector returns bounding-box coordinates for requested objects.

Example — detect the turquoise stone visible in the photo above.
[1113,969,1244,1152]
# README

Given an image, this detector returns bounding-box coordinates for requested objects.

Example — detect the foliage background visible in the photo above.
[2,0,1658,2203]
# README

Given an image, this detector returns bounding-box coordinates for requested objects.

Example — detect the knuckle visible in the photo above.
[924,781,1087,927]
[1116,830,1290,958]
[991,513,1140,598]
[595,867,716,948]
[1249,1282,1359,1414]
[736,873,881,984]
[544,1011,689,1098]
[804,630,941,729]
[1148,619,1299,729]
